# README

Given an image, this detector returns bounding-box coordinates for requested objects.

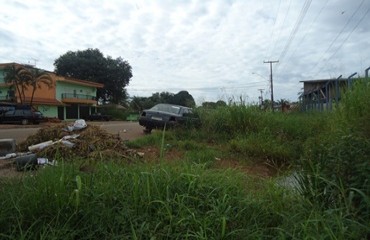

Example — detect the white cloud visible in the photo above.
[0,0,369,104]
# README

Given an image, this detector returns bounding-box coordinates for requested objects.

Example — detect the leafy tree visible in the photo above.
[202,100,227,108]
[129,91,196,111]
[4,64,53,106]
[216,100,227,107]
[129,96,155,111]
[54,48,132,104]
[172,91,195,107]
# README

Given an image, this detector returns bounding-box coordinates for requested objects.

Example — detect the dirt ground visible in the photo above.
[0,123,272,179]
[0,122,144,178]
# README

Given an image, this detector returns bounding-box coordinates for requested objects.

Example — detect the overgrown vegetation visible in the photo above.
[298,79,370,225]
[0,80,368,239]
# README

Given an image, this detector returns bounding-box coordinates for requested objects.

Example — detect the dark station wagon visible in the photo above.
[139,103,199,133]
[0,109,44,125]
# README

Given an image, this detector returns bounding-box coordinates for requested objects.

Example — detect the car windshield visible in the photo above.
[150,104,181,114]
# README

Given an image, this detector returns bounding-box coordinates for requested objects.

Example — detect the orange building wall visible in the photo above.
[15,74,57,104]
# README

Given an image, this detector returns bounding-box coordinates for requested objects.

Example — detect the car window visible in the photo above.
[151,104,181,114]
[23,110,32,116]
[4,110,14,116]
[182,108,190,114]
[14,110,25,116]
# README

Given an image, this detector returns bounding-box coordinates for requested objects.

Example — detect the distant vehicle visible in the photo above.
[87,112,112,121]
[0,109,44,125]
[139,103,199,133]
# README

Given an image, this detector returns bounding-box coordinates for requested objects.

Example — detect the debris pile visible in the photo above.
[17,122,138,161]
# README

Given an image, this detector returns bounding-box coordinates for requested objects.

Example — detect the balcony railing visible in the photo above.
[61,93,96,101]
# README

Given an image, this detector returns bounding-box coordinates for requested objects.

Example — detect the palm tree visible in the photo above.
[4,64,33,104]
[29,68,54,106]
[4,64,54,106]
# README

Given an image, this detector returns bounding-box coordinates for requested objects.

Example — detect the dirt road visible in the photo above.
[0,121,145,143]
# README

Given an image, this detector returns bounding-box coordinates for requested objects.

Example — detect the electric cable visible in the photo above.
[309,0,365,77]
[314,3,370,77]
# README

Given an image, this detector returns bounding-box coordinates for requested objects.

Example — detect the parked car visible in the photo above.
[139,103,199,133]
[0,109,44,125]
[86,112,112,121]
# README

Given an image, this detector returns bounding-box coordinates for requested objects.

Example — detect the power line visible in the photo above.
[309,0,365,77]
[277,0,312,63]
[314,3,370,77]
[277,0,328,74]
[269,0,292,60]
[265,0,282,60]
[127,81,267,92]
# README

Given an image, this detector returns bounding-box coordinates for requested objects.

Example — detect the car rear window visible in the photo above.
[151,104,181,114]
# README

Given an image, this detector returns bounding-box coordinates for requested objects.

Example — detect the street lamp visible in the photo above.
[252,72,268,81]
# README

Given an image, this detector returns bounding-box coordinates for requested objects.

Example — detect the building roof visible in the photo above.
[57,76,104,88]
[26,98,65,106]
[300,78,348,83]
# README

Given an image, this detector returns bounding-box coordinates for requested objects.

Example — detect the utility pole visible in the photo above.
[264,60,279,111]
[258,89,264,106]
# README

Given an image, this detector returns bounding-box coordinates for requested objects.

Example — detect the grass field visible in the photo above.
[0,80,369,239]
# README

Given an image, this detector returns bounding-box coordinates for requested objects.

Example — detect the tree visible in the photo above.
[54,48,132,104]
[172,91,195,107]
[202,100,227,109]
[129,91,196,111]
[4,64,53,106]
[4,64,31,104]
[29,69,54,106]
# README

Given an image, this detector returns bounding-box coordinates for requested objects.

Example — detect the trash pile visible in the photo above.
[1,120,139,172]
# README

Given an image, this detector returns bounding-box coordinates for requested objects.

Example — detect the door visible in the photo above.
[58,107,64,120]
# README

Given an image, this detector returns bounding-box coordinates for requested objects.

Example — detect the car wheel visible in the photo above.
[21,119,29,125]
[144,128,152,134]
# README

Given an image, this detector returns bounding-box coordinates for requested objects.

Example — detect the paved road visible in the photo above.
[0,121,145,144]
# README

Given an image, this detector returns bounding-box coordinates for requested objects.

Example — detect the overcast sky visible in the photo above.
[1,0,369,104]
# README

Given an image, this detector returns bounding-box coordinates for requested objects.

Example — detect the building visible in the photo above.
[0,63,103,120]
[299,78,356,111]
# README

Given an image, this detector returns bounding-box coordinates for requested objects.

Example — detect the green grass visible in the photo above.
[0,161,368,239]
[0,81,368,239]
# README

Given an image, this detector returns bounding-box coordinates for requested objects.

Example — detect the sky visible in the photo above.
[1,0,369,105]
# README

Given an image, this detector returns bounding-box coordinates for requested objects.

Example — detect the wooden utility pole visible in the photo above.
[258,89,264,106]
[264,60,279,111]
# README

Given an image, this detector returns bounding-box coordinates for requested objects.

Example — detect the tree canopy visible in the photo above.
[54,48,132,104]
[130,91,195,111]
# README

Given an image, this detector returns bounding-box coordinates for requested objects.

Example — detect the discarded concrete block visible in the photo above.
[0,139,16,156]
[14,153,38,171]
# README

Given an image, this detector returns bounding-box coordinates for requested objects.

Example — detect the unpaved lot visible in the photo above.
[0,121,145,142]
[0,121,145,178]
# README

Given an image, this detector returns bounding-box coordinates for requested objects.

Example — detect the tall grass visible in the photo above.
[298,79,370,228]
[197,103,328,166]
[0,82,368,238]
[0,161,367,239]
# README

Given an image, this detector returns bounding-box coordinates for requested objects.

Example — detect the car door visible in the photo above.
[3,110,16,123]
[13,110,25,123]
